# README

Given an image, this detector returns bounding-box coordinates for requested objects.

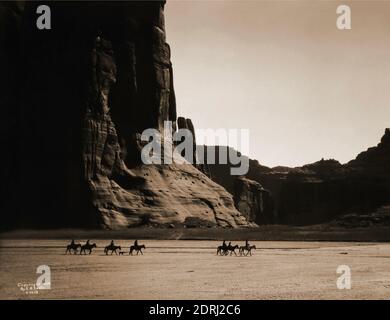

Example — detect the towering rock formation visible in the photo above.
[1,1,252,229]
[177,117,197,164]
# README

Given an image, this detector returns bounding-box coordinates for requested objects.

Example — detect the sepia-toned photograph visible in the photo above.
[1,0,390,303]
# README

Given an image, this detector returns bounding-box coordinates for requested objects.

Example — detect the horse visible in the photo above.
[80,243,97,255]
[65,242,81,254]
[129,244,145,255]
[216,245,227,256]
[104,244,121,255]
[226,244,239,256]
[239,245,256,256]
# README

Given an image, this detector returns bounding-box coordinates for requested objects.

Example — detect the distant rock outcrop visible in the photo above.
[234,177,273,224]
[205,130,390,225]
[1,1,252,229]
[199,146,275,224]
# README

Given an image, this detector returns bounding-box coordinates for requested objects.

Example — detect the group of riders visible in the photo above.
[66,239,255,256]
[217,240,256,256]
[65,239,145,255]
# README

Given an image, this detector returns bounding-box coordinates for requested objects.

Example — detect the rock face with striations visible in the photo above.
[0,1,252,229]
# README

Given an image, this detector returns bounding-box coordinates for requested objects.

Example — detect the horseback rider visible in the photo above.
[71,239,75,246]
[245,240,250,248]
[222,240,227,248]
[110,240,115,247]
[134,239,138,247]
[86,239,90,245]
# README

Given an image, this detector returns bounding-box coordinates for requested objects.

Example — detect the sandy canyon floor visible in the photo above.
[1,240,390,299]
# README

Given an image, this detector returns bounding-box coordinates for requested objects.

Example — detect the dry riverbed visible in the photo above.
[1,240,390,299]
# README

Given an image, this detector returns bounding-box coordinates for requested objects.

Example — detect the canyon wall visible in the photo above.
[206,130,390,225]
[0,1,252,229]
[2,1,387,229]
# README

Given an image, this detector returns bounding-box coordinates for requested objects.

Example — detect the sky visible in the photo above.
[165,0,390,167]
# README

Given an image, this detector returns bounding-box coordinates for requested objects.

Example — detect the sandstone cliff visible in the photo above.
[0,1,252,229]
